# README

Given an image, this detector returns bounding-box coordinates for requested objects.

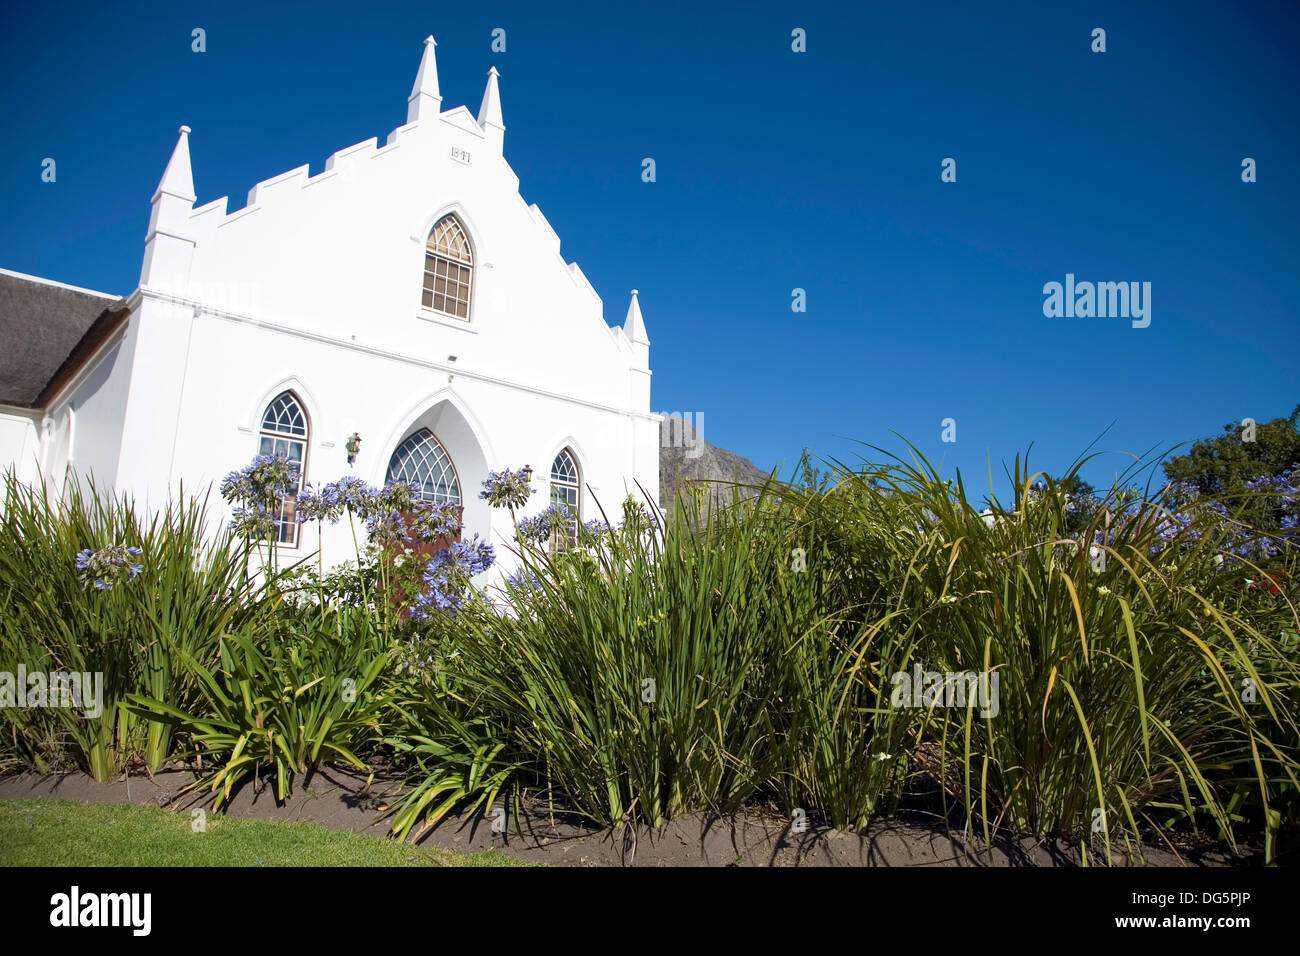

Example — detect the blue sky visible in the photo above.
[2,0,1296,503]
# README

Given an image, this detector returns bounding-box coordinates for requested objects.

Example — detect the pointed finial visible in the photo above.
[153,125,196,204]
[477,66,504,131]
[623,289,649,345]
[407,34,442,123]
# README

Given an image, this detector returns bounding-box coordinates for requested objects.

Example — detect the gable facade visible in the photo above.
[0,36,659,580]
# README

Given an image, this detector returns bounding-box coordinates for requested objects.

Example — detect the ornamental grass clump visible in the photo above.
[126,608,390,808]
[0,470,269,779]
[388,483,916,837]
[784,442,1300,861]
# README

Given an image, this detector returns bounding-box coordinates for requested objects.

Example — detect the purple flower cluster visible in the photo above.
[221,455,300,506]
[505,567,543,592]
[515,502,574,544]
[364,509,407,544]
[480,468,535,510]
[229,503,277,540]
[1243,470,1300,498]
[75,544,144,591]
[411,534,496,618]
[296,475,380,523]
[409,501,462,542]
[294,476,464,547]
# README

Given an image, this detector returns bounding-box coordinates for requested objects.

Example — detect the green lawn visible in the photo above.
[0,798,534,867]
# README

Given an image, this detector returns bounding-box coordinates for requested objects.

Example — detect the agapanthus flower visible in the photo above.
[1065,494,1100,516]
[414,535,496,617]
[515,513,550,544]
[505,567,543,592]
[364,509,407,544]
[375,480,422,514]
[221,454,301,508]
[514,503,573,545]
[1244,472,1300,498]
[450,535,495,576]
[295,484,344,524]
[324,475,376,516]
[480,468,536,509]
[229,503,277,540]
[409,500,463,542]
[1163,479,1201,503]
[74,544,145,591]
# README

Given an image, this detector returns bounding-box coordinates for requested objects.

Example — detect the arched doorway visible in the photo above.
[379,395,492,579]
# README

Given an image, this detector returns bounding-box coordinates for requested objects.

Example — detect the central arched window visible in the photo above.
[550,448,580,550]
[422,214,473,320]
[258,390,308,546]
[387,428,461,505]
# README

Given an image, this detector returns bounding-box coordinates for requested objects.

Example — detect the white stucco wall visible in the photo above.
[113,296,655,574]
[0,407,41,490]
[57,331,136,493]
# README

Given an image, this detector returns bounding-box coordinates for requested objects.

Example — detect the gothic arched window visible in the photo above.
[387,428,461,505]
[258,390,308,545]
[422,214,474,320]
[550,448,580,549]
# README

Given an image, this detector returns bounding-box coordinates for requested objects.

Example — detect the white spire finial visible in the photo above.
[623,289,649,346]
[407,35,442,123]
[477,66,504,131]
[153,125,196,204]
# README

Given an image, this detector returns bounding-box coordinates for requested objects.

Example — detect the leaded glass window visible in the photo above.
[422,215,473,320]
[550,448,580,550]
[258,391,307,545]
[387,428,461,505]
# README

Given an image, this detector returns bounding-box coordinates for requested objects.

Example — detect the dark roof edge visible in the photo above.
[33,302,133,409]
[0,267,120,301]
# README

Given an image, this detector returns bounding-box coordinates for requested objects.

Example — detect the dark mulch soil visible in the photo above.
[0,768,1255,867]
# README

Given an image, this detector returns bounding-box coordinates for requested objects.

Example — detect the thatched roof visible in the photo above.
[0,270,129,408]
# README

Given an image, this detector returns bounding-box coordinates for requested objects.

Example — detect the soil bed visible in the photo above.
[0,769,1253,867]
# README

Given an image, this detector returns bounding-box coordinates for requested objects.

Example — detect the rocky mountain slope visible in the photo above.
[657,416,770,511]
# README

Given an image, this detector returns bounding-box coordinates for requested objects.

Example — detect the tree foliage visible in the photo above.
[1163,405,1300,495]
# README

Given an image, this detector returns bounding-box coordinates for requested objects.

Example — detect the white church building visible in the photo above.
[0,36,659,575]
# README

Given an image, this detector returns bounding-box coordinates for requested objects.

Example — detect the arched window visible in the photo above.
[422,214,473,320]
[550,448,580,550]
[258,391,308,546]
[387,428,461,505]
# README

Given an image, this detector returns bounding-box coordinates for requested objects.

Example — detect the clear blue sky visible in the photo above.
[2,0,1296,503]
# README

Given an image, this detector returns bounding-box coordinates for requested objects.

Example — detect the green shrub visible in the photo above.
[789,446,1300,859]
[0,472,265,779]
[126,608,389,807]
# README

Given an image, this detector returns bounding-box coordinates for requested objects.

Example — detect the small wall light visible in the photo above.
[346,432,362,466]
[523,463,533,483]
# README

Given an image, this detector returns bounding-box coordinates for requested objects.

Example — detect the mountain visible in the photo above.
[657,416,771,511]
